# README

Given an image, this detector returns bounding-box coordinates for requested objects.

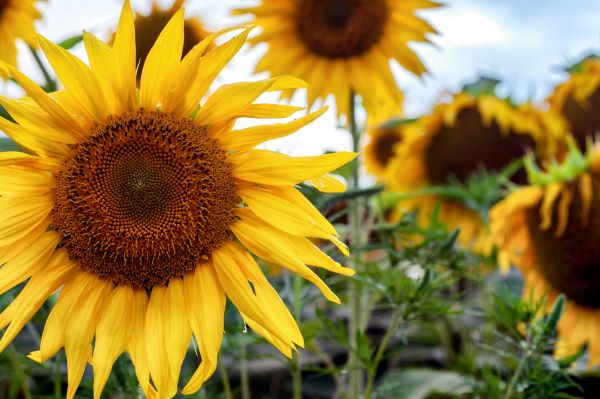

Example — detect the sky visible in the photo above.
[6,0,600,155]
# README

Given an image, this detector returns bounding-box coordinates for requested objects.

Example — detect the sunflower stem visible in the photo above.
[292,274,303,399]
[7,344,32,399]
[240,321,251,399]
[364,309,402,399]
[28,46,57,92]
[218,354,233,399]
[53,352,63,399]
[347,91,366,398]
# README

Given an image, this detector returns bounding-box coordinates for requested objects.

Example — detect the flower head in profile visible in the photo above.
[385,89,565,250]
[0,1,355,398]
[490,142,600,365]
[548,56,600,150]
[234,0,441,124]
[0,0,42,76]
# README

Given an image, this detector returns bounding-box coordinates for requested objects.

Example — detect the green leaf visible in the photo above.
[375,369,472,399]
[462,76,500,98]
[565,54,599,74]
[0,136,19,152]
[380,117,418,130]
[57,34,84,50]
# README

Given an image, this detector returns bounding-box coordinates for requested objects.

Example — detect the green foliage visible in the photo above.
[525,137,592,186]
[57,34,84,50]
[462,77,501,98]
[374,369,472,399]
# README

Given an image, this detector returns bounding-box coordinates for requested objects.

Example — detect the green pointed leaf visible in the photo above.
[57,34,84,50]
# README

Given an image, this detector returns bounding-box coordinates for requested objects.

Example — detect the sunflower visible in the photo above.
[363,118,411,180]
[548,57,600,150]
[490,143,600,365]
[233,0,441,123]
[0,2,356,398]
[0,0,41,76]
[131,0,212,81]
[385,92,564,249]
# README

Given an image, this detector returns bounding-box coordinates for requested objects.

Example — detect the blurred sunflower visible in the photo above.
[385,90,564,249]
[234,0,441,123]
[0,2,355,398]
[131,0,212,80]
[490,143,600,365]
[548,57,600,150]
[364,118,412,180]
[0,0,41,76]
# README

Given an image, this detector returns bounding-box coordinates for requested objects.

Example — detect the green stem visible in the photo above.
[240,325,251,399]
[29,46,57,92]
[347,91,365,398]
[364,310,402,399]
[292,275,303,399]
[7,344,32,399]
[503,335,530,399]
[53,352,63,398]
[218,354,233,399]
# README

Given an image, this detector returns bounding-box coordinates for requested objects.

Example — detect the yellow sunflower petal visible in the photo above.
[140,9,185,109]
[92,286,139,399]
[195,76,307,125]
[0,249,76,353]
[63,275,112,399]
[231,210,342,303]
[145,279,192,398]
[212,243,301,349]
[220,107,327,152]
[181,263,226,395]
[178,28,252,118]
[0,231,59,296]
[231,150,357,186]
[37,35,109,123]
[0,196,53,247]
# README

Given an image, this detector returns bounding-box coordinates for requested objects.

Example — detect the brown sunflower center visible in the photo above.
[373,129,402,169]
[296,0,388,58]
[0,0,9,20]
[526,176,600,308]
[562,87,600,150]
[134,11,207,81]
[52,110,238,288]
[424,106,534,185]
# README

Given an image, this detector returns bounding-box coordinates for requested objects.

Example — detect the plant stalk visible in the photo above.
[7,344,32,399]
[364,310,402,399]
[218,354,233,399]
[240,323,251,399]
[29,46,57,92]
[347,91,365,398]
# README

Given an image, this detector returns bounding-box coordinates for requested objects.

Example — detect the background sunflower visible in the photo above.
[384,83,566,250]
[233,0,440,124]
[548,56,600,150]
[491,144,600,365]
[0,0,41,77]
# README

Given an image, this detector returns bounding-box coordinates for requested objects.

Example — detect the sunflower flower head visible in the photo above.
[490,143,600,366]
[364,117,414,180]
[548,55,600,150]
[384,82,565,250]
[234,0,441,124]
[0,0,42,77]
[0,2,356,398]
